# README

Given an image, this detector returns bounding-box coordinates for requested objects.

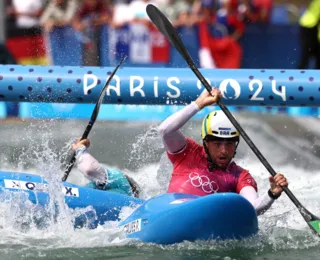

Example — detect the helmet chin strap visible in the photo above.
[203,140,239,171]
[234,141,240,157]
[203,141,216,171]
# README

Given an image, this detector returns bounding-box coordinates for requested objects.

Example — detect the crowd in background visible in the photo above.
[5,0,279,31]
[2,0,319,69]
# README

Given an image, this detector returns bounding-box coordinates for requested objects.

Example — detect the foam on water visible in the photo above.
[0,160,319,253]
[0,116,319,257]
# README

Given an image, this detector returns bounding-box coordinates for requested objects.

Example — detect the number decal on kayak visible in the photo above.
[3,179,79,197]
[123,219,142,235]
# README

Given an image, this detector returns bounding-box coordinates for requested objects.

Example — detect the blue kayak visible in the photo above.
[119,192,258,244]
[0,171,258,244]
[0,171,144,228]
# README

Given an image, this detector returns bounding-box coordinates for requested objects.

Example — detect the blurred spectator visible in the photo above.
[9,0,44,29]
[127,0,151,26]
[157,0,192,27]
[217,0,245,41]
[111,0,132,28]
[40,0,77,33]
[191,0,215,17]
[73,0,112,66]
[73,0,111,31]
[237,0,273,23]
[198,0,244,68]
[298,0,320,69]
[110,0,170,64]
[251,0,273,23]
[194,0,217,68]
[112,0,192,28]
[125,0,153,63]
[238,0,259,23]
[153,0,169,4]
[5,0,16,32]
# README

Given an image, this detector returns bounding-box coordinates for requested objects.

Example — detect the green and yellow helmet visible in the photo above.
[201,110,239,140]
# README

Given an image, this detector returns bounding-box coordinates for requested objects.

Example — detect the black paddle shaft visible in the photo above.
[146,4,320,233]
[62,56,127,182]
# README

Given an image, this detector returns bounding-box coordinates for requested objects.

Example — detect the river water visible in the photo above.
[0,111,319,260]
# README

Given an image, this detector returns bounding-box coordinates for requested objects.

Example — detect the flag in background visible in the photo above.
[198,21,243,69]
[149,24,170,63]
[109,23,170,64]
[6,32,48,65]
[198,21,216,68]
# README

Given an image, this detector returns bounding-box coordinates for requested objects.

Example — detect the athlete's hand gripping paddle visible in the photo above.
[146,4,320,236]
[62,56,127,182]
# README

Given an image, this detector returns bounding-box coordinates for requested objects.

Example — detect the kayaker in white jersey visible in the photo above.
[71,138,140,197]
[158,87,289,215]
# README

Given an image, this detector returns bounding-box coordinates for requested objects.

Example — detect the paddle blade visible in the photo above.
[146,4,212,93]
[308,212,320,236]
[146,4,193,65]
[309,220,320,235]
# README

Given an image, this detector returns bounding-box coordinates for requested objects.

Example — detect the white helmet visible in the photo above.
[201,110,239,140]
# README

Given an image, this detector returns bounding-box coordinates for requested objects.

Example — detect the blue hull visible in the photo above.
[0,171,258,244]
[0,171,144,228]
[119,193,258,244]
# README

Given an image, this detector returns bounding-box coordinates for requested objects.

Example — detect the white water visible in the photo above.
[0,161,319,251]
[0,115,319,254]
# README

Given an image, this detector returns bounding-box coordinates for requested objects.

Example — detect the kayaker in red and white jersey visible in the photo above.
[158,87,288,215]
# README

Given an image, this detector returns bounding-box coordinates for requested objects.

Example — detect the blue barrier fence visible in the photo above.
[1,64,319,120]
[1,65,319,107]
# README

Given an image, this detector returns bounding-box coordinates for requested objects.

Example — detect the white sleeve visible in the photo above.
[75,146,107,185]
[240,186,275,216]
[158,102,200,153]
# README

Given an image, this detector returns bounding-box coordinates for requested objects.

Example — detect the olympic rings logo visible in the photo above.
[188,172,219,194]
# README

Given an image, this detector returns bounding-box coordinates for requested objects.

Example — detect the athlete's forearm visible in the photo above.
[75,146,107,185]
[252,193,275,216]
[240,186,275,216]
[158,102,200,153]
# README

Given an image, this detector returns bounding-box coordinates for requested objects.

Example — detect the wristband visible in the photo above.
[268,189,280,200]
